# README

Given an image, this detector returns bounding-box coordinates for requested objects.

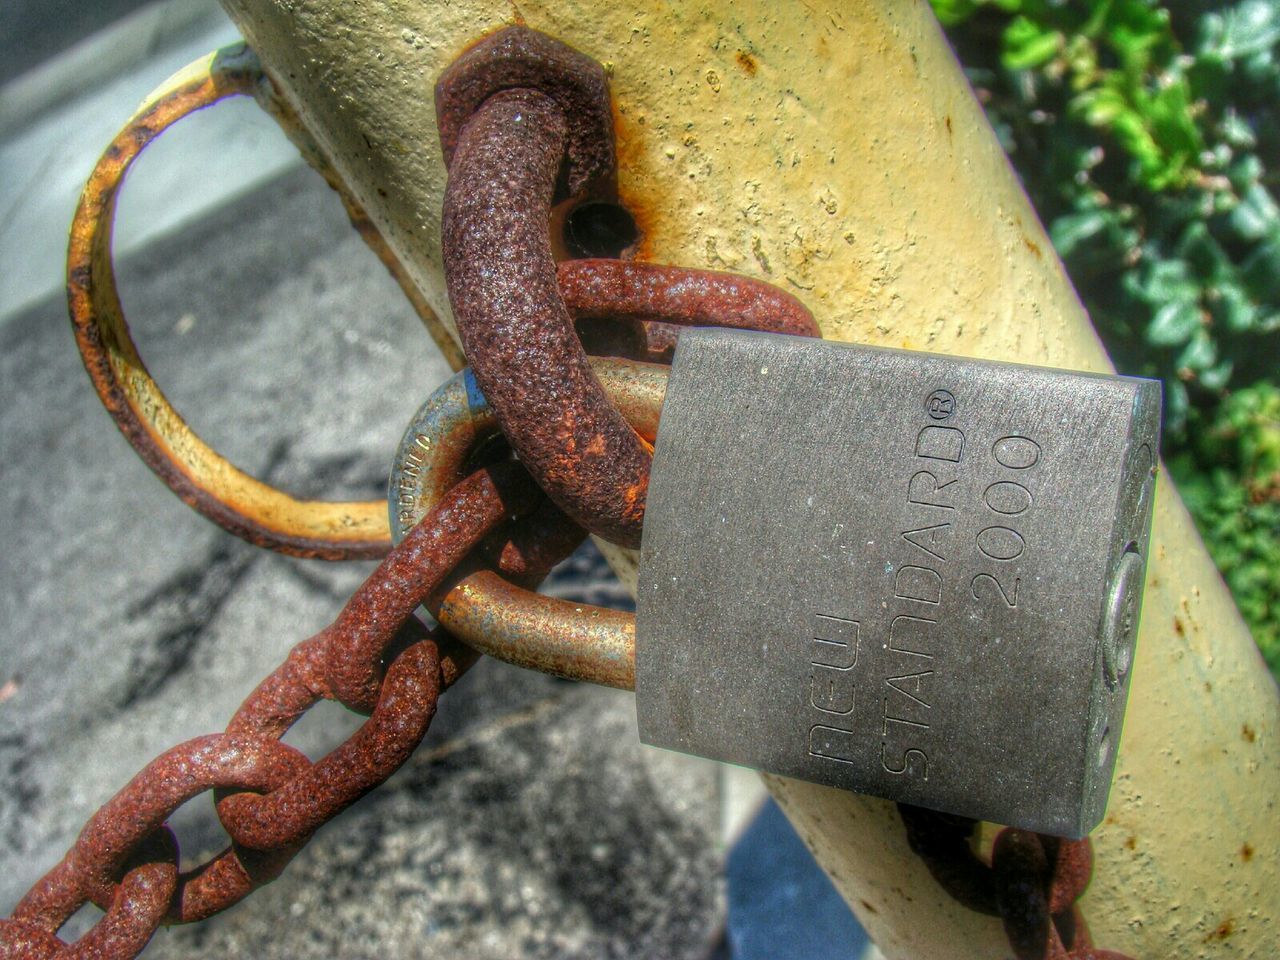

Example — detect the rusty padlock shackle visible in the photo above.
[394,358,666,689]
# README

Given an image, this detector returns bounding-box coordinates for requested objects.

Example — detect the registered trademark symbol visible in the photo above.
[925,389,956,420]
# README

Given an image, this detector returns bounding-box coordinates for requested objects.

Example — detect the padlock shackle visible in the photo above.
[438,569,636,689]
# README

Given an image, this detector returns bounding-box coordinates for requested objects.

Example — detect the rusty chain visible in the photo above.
[1,21,1139,960]
[897,806,1133,960]
[0,463,562,957]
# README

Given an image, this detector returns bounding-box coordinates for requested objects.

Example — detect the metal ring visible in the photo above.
[389,358,665,689]
[438,29,822,549]
[389,358,668,539]
[443,86,653,549]
[67,44,391,560]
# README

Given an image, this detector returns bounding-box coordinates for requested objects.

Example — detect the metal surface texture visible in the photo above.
[434,24,615,195]
[636,328,1161,838]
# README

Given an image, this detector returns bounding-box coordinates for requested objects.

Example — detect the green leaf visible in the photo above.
[1221,286,1259,333]
[1147,298,1203,345]
[1177,329,1217,371]
[1147,79,1205,158]
[1002,15,1063,70]
[1049,210,1109,257]
[1241,240,1280,302]
[1139,257,1196,303]
[1200,358,1235,391]
[1165,378,1190,433]
[1219,110,1258,149]
[930,0,980,28]
[1231,183,1280,242]
[1200,0,1280,62]
[1229,153,1265,192]
[1075,86,1127,126]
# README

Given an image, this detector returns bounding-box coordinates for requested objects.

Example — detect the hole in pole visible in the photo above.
[563,201,640,259]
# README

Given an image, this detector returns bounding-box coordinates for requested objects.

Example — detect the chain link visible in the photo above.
[898,805,1134,960]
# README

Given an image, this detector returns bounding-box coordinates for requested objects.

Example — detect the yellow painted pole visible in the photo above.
[215,0,1278,955]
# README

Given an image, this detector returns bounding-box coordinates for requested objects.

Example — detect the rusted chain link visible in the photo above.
[898,805,1132,960]
[557,258,820,364]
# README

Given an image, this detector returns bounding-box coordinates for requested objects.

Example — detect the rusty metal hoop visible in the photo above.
[67,44,394,560]
[391,358,665,689]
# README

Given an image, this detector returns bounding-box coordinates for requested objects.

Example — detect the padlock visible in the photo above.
[635,328,1160,838]
[390,328,1160,838]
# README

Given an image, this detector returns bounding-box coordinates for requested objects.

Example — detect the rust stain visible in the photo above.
[1242,724,1256,743]
[1023,235,1043,259]
[1240,843,1254,862]
[944,114,952,137]
[735,50,758,76]
[611,110,657,262]
[1124,836,1136,851]
[1173,616,1185,637]
[1177,599,1198,634]
[1204,918,1234,942]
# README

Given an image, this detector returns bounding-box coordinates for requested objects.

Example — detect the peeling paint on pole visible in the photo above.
[215,0,1278,956]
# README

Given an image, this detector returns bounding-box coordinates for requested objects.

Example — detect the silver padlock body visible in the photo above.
[635,328,1160,837]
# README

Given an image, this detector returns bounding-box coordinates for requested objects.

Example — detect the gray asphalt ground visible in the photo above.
[1,0,154,84]
[0,163,723,957]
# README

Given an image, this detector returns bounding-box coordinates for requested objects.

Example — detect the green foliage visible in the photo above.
[932,0,1280,675]
[1172,382,1280,674]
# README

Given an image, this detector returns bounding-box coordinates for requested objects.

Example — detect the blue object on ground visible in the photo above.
[724,798,869,960]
